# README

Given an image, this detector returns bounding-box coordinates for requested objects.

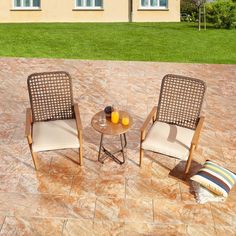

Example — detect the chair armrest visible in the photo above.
[25,108,32,144]
[74,103,83,132]
[191,116,205,146]
[140,106,158,140]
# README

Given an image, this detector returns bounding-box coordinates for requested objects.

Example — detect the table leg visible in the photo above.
[98,133,104,162]
[123,133,127,148]
[98,133,127,165]
[120,134,125,164]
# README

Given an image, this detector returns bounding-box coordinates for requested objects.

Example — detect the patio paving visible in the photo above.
[0,57,235,235]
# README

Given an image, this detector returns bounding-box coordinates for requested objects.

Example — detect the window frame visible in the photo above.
[139,0,168,10]
[12,0,41,10]
[75,0,103,10]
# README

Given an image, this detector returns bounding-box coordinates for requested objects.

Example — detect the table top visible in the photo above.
[91,110,133,135]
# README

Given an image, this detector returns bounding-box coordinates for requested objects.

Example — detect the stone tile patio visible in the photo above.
[0,57,235,235]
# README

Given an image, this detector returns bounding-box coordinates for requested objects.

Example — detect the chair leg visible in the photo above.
[184,144,195,174]
[79,147,83,166]
[31,151,38,170]
[139,147,144,167]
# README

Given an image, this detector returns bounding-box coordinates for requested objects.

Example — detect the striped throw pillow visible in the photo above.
[190,160,236,197]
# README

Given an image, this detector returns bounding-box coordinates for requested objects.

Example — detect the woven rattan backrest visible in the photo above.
[157,74,206,130]
[27,71,74,122]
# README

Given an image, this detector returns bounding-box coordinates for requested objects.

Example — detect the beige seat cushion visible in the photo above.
[142,121,194,160]
[32,119,80,152]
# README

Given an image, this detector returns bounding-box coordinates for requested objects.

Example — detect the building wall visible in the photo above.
[132,0,180,22]
[0,0,129,23]
[0,0,180,23]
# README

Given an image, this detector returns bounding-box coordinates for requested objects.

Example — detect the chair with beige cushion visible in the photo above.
[25,71,83,170]
[140,74,206,174]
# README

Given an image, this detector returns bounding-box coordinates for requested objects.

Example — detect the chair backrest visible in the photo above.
[27,71,74,122]
[157,74,206,130]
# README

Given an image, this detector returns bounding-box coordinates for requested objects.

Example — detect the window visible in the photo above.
[141,0,167,9]
[76,0,103,8]
[14,0,40,8]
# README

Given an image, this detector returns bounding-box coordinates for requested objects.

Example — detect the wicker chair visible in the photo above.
[140,74,206,174]
[25,71,83,170]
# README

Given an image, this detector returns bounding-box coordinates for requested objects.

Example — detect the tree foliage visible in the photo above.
[206,0,236,28]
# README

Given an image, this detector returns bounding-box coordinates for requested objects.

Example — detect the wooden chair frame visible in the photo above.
[25,71,83,170]
[140,106,204,174]
[25,104,83,170]
[139,74,206,174]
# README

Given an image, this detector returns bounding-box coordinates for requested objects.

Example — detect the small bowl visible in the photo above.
[104,106,114,118]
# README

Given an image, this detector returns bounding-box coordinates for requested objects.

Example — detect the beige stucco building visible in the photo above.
[0,0,180,23]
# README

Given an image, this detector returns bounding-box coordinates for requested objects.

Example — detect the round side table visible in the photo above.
[91,111,133,165]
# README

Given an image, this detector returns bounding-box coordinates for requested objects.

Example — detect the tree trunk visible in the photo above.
[129,0,133,22]
[204,3,206,30]
[198,6,201,31]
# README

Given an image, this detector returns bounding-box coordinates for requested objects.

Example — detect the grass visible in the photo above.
[0,22,235,64]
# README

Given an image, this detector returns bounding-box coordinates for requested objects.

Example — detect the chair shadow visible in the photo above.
[83,125,101,146]
[169,160,203,184]
[56,148,99,165]
[146,153,202,185]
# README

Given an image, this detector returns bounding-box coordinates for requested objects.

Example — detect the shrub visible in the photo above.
[206,0,236,29]
[181,0,198,21]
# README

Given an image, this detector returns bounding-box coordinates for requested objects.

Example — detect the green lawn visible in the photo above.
[0,22,235,64]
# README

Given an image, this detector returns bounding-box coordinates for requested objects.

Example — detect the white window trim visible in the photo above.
[74,0,103,10]
[139,0,168,10]
[12,0,41,9]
